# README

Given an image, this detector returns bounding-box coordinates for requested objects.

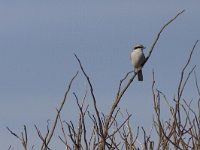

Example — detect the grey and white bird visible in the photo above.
[131,44,146,81]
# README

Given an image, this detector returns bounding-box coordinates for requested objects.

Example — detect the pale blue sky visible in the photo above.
[0,0,200,149]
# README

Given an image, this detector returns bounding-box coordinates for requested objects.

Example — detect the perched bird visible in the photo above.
[131,44,146,81]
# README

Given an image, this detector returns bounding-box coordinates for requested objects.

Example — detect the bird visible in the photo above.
[131,44,146,81]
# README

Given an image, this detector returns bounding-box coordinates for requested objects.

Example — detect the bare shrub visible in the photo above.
[7,10,200,150]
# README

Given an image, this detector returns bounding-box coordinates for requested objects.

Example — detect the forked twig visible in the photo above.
[104,10,186,139]
[177,40,199,100]
[7,125,29,150]
[74,54,104,140]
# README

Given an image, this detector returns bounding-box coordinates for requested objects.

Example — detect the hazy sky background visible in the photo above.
[0,0,200,149]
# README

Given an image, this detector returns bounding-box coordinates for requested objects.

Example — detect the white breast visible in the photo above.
[131,48,145,68]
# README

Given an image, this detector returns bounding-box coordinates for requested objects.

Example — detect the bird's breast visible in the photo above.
[131,51,145,68]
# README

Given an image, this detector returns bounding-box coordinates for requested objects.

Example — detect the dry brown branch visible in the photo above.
[108,108,120,130]
[73,92,89,149]
[103,10,186,143]
[88,125,96,148]
[144,10,185,66]
[33,72,78,150]
[57,109,71,150]
[74,54,104,140]
[34,125,51,150]
[174,41,198,144]
[8,8,200,150]
[177,40,199,100]
[194,71,200,97]
[152,72,182,149]
[45,71,79,146]
[107,114,132,140]
[7,125,29,150]
[151,39,200,150]
[116,71,134,99]
[60,89,90,150]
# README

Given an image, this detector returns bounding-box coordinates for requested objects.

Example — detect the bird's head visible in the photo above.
[133,44,146,51]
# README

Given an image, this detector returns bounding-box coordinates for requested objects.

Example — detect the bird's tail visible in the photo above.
[137,69,143,81]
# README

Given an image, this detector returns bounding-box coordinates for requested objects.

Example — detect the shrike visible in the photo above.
[131,44,146,81]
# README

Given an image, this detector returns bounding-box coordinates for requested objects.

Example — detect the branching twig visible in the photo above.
[44,71,78,148]
[7,125,29,150]
[74,54,104,142]
[104,9,185,140]
[177,40,199,100]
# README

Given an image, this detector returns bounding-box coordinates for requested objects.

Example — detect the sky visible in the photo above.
[0,0,200,149]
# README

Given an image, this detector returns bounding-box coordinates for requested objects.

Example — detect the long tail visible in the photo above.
[137,69,143,81]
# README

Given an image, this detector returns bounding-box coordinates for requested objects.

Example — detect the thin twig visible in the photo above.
[177,40,199,100]
[74,54,104,141]
[45,71,78,148]
[104,10,185,140]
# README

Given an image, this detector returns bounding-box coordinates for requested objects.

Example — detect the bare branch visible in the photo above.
[144,9,185,65]
[7,126,29,150]
[44,71,78,147]
[177,40,199,100]
[34,125,51,150]
[74,54,104,140]
[104,10,185,139]
[194,71,200,97]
